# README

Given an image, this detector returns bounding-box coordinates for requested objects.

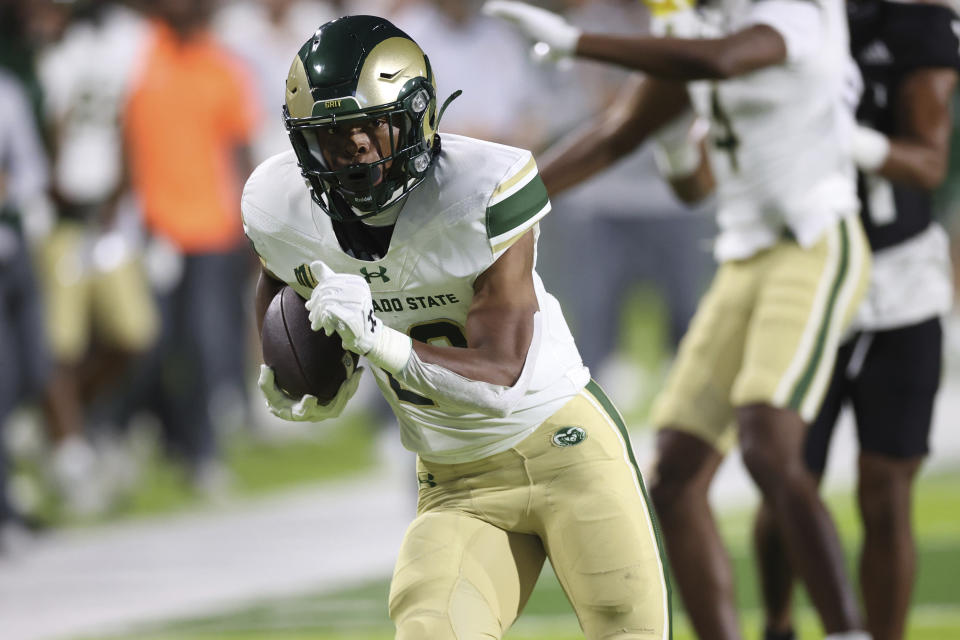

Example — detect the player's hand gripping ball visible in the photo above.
[305,261,381,356]
[259,286,362,421]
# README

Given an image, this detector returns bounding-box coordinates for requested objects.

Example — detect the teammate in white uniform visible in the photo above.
[753,3,960,640]
[35,0,158,516]
[485,1,873,639]
[244,16,670,639]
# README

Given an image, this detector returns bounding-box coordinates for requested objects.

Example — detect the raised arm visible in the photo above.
[483,0,796,81]
[575,26,787,81]
[538,75,692,195]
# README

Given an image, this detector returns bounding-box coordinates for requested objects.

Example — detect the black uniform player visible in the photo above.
[754,3,960,640]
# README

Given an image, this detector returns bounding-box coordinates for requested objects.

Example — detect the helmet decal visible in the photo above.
[285,55,315,120]
[355,38,434,110]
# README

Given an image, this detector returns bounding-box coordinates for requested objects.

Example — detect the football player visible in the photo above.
[752,2,960,640]
[484,1,872,639]
[33,0,159,516]
[243,16,670,639]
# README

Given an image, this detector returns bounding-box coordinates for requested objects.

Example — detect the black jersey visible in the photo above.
[848,0,960,251]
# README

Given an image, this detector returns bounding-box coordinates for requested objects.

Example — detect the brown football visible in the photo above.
[261,286,359,402]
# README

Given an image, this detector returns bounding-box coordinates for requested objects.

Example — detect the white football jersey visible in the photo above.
[242,134,589,463]
[682,0,860,261]
[39,5,147,204]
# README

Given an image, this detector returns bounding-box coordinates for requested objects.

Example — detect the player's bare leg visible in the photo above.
[753,499,796,639]
[650,428,741,640]
[858,452,922,640]
[42,366,83,443]
[737,404,863,634]
[77,345,136,405]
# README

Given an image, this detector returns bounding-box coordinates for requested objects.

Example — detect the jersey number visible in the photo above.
[710,85,740,173]
[386,320,468,406]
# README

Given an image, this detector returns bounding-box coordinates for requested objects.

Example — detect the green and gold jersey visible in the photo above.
[242,134,589,463]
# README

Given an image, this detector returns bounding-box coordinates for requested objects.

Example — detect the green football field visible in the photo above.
[97,468,960,640]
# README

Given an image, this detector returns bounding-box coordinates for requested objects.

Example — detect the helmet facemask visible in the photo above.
[285,79,437,223]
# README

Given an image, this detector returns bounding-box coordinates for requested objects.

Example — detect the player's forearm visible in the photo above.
[410,306,536,387]
[542,76,691,195]
[575,26,786,80]
[392,309,541,418]
[539,119,634,195]
[869,68,957,191]
[878,140,949,191]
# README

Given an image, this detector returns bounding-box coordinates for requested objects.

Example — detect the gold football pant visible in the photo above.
[36,222,158,363]
[389,382,671,640]
[651,215,871,451]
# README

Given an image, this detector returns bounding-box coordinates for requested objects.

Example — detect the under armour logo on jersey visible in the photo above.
[367,309,377,333]
[417,472,437,488]
[860,40,893,66]
[360,266,390,283]
[294,264,319,289]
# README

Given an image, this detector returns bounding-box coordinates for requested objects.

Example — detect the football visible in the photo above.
[261,285,359,402]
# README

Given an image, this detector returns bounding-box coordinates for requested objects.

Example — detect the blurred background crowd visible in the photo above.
[0,0,958,558]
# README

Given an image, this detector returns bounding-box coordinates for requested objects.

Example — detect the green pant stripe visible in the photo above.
[788,218,851,411]
[584,380,673,638]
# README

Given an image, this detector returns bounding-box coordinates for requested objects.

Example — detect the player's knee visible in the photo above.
[581,602,668,640]
[599,632,664,640]
[858,473,902,532]
[390,582,455,640]
[739,440,782,489]
[574,569,668,639]
[392,610,456,640]
[739,434,807,495]
[649,429,716,516]
[392,606,502,640]
[737,405,810,487]
[390,576,501,640]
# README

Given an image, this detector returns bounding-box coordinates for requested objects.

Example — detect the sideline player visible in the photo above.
[485,1,872,639]
[242,16,671,639]
[35,0,158,516]
[753,2,960,640]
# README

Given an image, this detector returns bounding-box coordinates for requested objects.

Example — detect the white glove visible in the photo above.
[305,261,412,374]
[852,124,890,172]
[482,1,582,59]
[652,109,709,179]
[257,364,363,422]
